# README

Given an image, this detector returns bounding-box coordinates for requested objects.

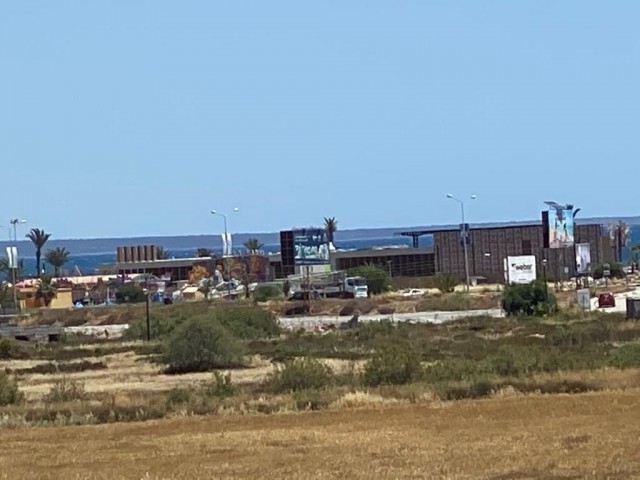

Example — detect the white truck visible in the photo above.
[287,270,368,299]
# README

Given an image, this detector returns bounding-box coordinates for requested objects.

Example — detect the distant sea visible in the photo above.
[3,225,639,277]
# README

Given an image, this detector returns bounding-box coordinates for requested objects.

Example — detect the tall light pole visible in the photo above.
[446,194,476,292]
[211,208,239,299]
[9,219,27,312]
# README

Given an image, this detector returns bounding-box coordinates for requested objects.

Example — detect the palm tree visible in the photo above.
[324,217,338,244]
[35,275,57,307]
[156,246,172,260]
[26,228,51,277]
[196,248,214,258]
[45,247,71,277]
[243,238,263,254]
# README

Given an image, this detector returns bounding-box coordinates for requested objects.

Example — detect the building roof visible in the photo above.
[395,219,602,238]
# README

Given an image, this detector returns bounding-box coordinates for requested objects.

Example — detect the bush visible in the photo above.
[165,388,192,405]
[115,284,146,304]
[43,377,87,403]
[607,344,640,369]
[163,318,245,374]
[348,264,390,295]
[0,371,23,406]
[216,306,280,340]
[593,262,626,280]
[501,281,555,316]
[253,284,284,303]
[268,357,333,392]
[363,342,422,386]
[433,273,460,294]
[202,371,238,398]
[0,338,13,359]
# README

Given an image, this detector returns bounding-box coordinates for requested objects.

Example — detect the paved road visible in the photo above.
[278,308,504,330]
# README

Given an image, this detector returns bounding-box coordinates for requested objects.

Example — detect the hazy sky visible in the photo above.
[2,2,638,239]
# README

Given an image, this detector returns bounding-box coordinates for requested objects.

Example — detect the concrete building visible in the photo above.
[398,222,613,282]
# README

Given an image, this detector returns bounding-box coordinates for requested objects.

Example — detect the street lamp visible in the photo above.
[9,219,27,313]
[211,208,239,300]
[210,208,239,257]
[446,194,476,291]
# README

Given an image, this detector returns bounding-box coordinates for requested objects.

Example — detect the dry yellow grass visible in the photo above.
[1,389,639,479]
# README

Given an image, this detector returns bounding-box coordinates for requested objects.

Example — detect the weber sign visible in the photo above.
[506,255,537,284]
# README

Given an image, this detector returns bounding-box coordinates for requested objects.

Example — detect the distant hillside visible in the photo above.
[1,216,638,256]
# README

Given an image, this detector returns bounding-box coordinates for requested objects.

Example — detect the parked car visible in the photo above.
[597,292,616,308]
[401,288,425,297]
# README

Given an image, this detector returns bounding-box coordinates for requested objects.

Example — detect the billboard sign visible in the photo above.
[575,243,591,275]
[293,228,330,265]
[576,288,591,310]
[547,207,574,248]
[507,255,537,284]
[5,247,17,269]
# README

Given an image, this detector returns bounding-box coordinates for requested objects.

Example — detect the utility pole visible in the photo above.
[447,194,476,292]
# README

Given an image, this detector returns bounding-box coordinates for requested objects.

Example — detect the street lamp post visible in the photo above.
[446,194,476,292]
[9,219,26,313]
[211,208,239,299]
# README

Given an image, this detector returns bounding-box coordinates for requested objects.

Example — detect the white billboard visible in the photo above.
[506,255,537,284]
[575,243,591,274]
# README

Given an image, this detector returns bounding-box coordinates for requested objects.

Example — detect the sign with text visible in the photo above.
[577,289,591,310]
[506,255,537,284]
[293,228,330,265]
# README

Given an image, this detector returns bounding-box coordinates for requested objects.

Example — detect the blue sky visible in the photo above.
[1,2,639,239]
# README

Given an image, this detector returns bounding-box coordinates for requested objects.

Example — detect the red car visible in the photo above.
[597,293,616,308]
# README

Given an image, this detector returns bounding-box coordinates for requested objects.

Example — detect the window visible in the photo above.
[522,240,532,255]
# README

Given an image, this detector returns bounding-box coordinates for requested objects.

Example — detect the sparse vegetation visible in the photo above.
[0,371,22,406]
[433,273,460,293]
[268,357,333,392]
[43,377,87,403]
[363,342,422,386]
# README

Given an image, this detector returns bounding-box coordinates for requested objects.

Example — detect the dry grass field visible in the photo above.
[1,389,639,479]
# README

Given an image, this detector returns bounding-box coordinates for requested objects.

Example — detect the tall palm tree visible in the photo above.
[35,275,57,307]
[324,217,338,244]
[45,247,71,277]
[26,228,51,277]
[156,246,172,260]
[243,238,263,254]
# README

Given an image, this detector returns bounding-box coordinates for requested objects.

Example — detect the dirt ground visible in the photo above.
[0,389,639,479]
[6,351,360,402]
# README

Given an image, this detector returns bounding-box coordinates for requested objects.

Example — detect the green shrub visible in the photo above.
[348,264,390,295]
[268,357,333,393]
[216,306,280,340]
[43,377,87,403]
[163,318,245,374]
[593,262,626,280]
[115,284,147,304]
[501,280,555,316]
[0,338,13,359]
[433,273,460,294]
[0,371,23,406]
[253,284,284,303]
[607,344,640,369]
[165,388,192,405]
[202,371,238,398]
[355,319,399,342]
[126,304,279,341]
[363,342,422,386]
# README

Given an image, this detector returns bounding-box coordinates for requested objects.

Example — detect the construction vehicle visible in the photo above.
[287,270,368,299]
